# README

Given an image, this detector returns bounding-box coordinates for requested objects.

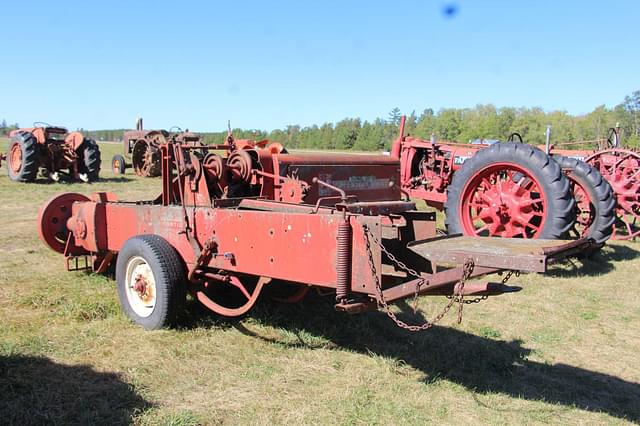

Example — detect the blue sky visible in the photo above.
[1,0,637,131]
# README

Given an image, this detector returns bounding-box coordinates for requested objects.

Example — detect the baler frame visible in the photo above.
[39,134,592,330]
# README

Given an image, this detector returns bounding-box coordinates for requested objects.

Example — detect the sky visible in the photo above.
[0,0,638,132]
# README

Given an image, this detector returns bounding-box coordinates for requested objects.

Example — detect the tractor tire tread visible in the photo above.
[552,155,616,244]
[7,132,39,182]
[79,138,101,182]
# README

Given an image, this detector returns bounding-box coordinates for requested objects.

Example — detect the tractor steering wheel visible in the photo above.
[33,122,53,128]
[606,127,619,148]
[507,132,524,143]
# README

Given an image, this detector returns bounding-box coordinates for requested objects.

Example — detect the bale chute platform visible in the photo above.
[408,236,591,273]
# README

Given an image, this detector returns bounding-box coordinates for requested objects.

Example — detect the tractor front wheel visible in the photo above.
[7,132,39,182]
[111,154,126,175]
[445,142,575,239]
[116,235,186,330]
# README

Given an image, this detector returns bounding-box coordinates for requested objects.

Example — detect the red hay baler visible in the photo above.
[38,132,592,330]
[7,123,101,182]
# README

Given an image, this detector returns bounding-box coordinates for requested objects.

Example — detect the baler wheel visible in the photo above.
[7,132,39,182]
[586,148,640,240]
[445,142,575,239]
[78,138,101,182]
[552,155,615,245]
[37,192,91,254]
[112,154,126,175]
[116,235,186,330]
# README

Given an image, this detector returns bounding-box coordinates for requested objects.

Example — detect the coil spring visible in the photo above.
[336,219,352,302]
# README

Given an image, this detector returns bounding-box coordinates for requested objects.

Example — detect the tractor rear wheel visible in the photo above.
[116,235,186,330]
[78,138,101,182]
[585,149,640,240]
[445,142,575,239]
[7,132,39,182]
[111,154,126,175]
[552,155,615,244]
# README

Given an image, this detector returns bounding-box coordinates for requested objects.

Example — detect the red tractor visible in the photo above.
[111,118,205,177]
[393,118,618,246]
[38,131,591,331]
[540,127,640,240]
[7,123,101,182]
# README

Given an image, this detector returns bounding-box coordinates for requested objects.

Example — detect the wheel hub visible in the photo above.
[462,165,545,238]
[125,257,156,317]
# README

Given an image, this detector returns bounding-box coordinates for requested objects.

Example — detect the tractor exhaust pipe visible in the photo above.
[545,124,552,154]
[390,115,407,159]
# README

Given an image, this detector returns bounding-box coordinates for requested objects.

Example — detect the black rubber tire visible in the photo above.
[552,155,616,244]
[78,138,101,182]
[116,235,186,330]
[7,132,39,182]
[445,142,575,239]
[112,154,126,175]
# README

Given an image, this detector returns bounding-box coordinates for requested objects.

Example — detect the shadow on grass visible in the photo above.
[9,176,133,184]
[546,243,640,278]
[0,354,151,425]
[182,292,640,422]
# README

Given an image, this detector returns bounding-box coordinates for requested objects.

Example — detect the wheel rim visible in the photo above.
[460,163,547,238]
[125,256,156,317]
[9,143,23,174]
[567,175,595,239]
[586,149,640,240]
[37,193,91,253]
[113,159,121,174]
[132,140,160,177]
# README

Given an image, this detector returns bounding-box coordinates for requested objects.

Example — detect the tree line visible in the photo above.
[4,90,639,150]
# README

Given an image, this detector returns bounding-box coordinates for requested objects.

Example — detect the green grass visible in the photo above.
[0,138,639,424]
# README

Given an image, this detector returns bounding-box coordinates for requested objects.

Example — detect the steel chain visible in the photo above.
[363,225,474,332]
[448,268,520,304]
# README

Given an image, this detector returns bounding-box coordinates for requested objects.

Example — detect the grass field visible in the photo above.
[0,139,639,425]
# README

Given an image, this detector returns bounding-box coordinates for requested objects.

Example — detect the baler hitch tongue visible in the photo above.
[407,235,593,273]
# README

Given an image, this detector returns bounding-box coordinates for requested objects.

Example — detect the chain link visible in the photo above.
[363,225,474,332]
[448,268,519,304]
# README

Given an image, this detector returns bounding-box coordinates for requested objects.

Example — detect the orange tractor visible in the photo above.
[7,123,101,182]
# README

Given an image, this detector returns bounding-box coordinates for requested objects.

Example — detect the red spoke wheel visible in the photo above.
[586,149,640,240]
[552,156,615,245]
[132,131,164,178]
[445,143,574,239]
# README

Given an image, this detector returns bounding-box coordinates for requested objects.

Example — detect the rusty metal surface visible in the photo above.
[407,235,590,272]
[38,136,597,325]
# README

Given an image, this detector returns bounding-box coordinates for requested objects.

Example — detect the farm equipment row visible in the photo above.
[6,123,101,182]
[394,117,638,241]
[38,132,593,330]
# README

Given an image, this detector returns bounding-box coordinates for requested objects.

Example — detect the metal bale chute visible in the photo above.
[38,132,593,331]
